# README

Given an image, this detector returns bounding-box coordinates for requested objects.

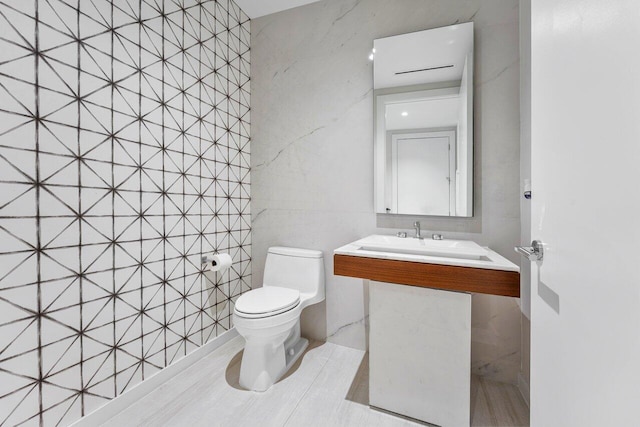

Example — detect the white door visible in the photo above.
[392,132,454,215]
[529,0,640,425]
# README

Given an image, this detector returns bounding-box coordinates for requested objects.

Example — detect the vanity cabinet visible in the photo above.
[334,235,519,426]
[369,281,471,427]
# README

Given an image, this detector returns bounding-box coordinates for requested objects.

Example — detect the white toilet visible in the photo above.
[233,246,325,392]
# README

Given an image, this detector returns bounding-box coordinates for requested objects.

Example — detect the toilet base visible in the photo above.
[238,320,309,392]
[284,337,308,372]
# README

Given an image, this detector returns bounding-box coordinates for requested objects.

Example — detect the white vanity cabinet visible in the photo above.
[369,281,471,427]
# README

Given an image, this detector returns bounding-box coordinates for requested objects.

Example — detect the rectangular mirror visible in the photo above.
[374,23,474,217]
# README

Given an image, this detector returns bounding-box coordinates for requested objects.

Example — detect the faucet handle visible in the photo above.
[396,231,407,238]
[413,221,420,227]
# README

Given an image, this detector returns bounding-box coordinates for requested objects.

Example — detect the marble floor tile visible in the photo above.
[101,337,529,427]
[470,375,529,427]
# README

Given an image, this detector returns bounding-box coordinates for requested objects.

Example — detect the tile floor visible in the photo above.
[102,337,529,427]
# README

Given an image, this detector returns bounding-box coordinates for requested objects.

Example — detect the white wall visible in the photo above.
[251,0,522,383]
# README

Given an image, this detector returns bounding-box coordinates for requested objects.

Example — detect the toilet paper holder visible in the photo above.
[201,253,233,272]
[201,254,215,265]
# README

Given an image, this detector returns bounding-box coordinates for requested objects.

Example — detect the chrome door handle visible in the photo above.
[515,240,544,261]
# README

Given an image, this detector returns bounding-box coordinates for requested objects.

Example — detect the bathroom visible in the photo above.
[0,0,637,426]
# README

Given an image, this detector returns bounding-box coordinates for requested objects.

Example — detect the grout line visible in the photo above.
[34,0,43,424]
[281,343,339,427]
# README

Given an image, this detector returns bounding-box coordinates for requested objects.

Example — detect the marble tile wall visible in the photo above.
[251,0,521,383]
[0,1,250,425]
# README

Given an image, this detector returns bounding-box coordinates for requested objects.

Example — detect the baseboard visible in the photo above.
[71,328,239,427]
[517,372,530,408]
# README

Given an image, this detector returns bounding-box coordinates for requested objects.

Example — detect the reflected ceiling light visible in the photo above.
[369,53,374,61]
[401,112,409,117]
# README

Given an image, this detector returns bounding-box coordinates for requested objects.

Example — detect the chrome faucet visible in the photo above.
[413,221,423,239]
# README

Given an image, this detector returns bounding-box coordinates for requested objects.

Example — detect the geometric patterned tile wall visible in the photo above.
[0,1,250,425]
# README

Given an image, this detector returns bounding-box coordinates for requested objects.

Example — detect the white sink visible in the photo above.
[334,235,518,272]
[356,234,488,260]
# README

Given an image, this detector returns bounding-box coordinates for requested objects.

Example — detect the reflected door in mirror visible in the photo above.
[393,132,454,216]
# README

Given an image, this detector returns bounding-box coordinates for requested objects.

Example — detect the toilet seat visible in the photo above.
[235,287,300,319]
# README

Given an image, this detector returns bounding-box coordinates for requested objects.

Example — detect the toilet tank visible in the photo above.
[263,247,325,304]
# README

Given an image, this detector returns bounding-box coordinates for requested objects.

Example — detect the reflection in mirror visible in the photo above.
[374,23,474,217]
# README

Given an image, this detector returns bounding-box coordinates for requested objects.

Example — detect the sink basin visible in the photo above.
[355,235,488,260]
[333,235,520,296]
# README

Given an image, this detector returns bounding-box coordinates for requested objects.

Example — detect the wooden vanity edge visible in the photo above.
[333,254,520,298]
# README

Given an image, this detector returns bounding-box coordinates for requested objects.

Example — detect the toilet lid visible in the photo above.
[235,287,300,316]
